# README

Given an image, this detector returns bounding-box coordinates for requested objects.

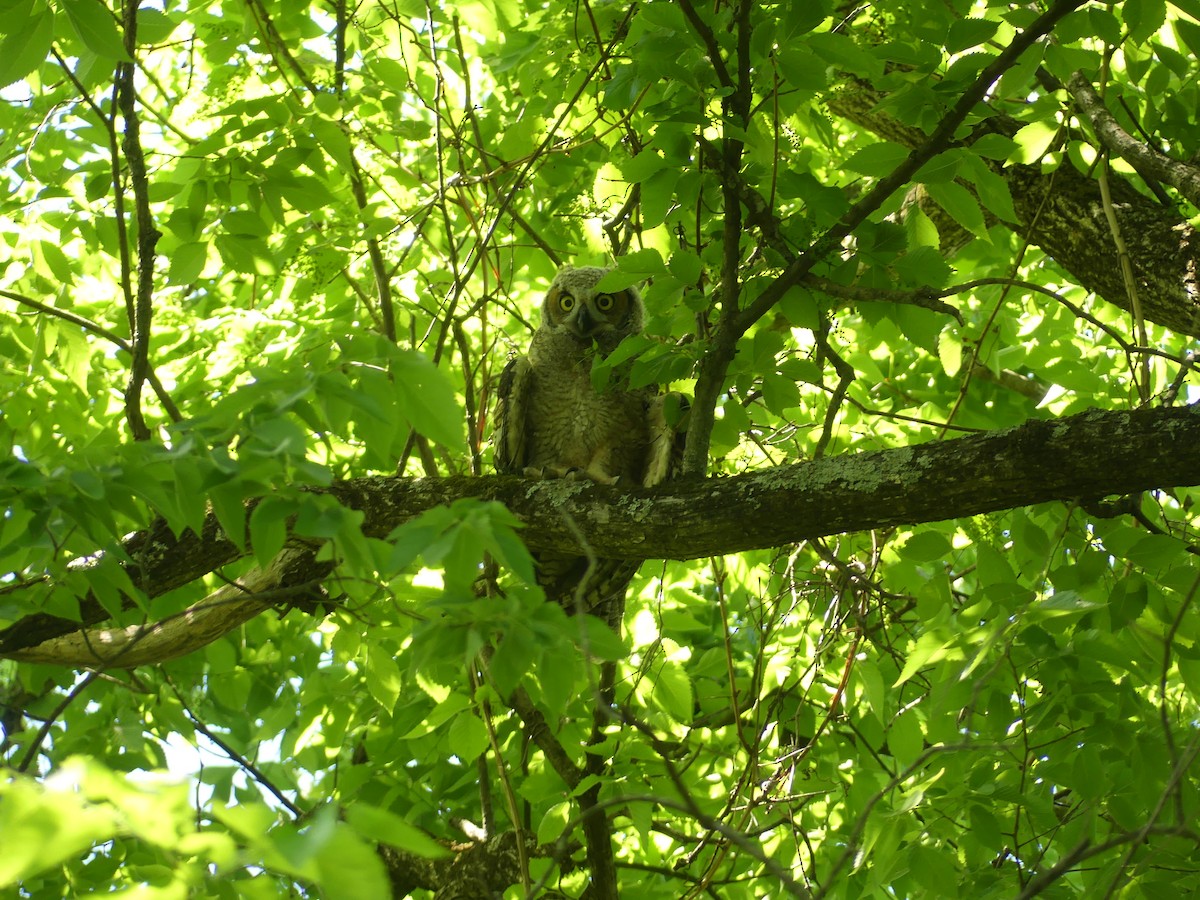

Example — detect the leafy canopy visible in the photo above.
[1,0,1199,897]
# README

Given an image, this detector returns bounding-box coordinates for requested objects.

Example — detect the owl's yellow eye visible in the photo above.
[558,293,576,312]
[594,293,616,312]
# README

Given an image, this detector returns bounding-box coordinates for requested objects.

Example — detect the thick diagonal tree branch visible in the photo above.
[678,0,1088,476]
[1067,71,1200,209]
[1,403,1197,665]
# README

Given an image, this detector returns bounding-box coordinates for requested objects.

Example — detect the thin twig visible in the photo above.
[2,289,182,421]
[168,677,306,819]
[16,672,100,773]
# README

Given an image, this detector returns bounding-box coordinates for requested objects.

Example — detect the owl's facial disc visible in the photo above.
[555,292,615,342]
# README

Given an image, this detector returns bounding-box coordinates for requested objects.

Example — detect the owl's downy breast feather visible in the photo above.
[531,367,642,450]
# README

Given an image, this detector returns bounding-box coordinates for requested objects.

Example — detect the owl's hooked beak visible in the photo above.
[568,305,606,342]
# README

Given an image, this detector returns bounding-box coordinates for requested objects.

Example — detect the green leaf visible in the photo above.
[312,824,393,899]
[808,31,884,78]
[888,709,924,767]
[900,530,953,563]
[0,768,117,886]
[402,693,471,739]
[365,643,403,712]
[0,6,53,89]
[896,632,956,685]
[668,250,702,284]
[448,712,489,761]
[783,0,828,36]
[1176,17,1200,58]
[598,249,666,290]
[1123,534,1189,568]
[536,800,571,846]
[641,168,679,229]
[776,46,827,91]
[924,181,989,240]
[761,372,801,414]
[914,151,960,184]
[1010,121,1059,164]
[344,803,450,858]
[946,18,1000,52]
[390,349,465,449]
[958,154,1016,221]
[208,481,249,551]
[488,627,535,698]
[969,133,1018,160]
[62,0,131,61]
[842,142,909,176]
[579,615,627,661]
[136,7,178,44]
[650,658,693,724]
[1036,589,1103,614]
[294,493,360,540]
[1125,0,1167,44]
[167,241,209,285]
[1108,576,1148,629]
[620,149,668,183]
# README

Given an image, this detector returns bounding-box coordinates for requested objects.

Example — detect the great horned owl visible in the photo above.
[493,265,683,627]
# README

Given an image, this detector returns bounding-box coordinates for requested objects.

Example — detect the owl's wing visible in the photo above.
[643,391,690,487]
[493,355,532,474]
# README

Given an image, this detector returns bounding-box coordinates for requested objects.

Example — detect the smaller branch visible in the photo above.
[116,1,161,441]
[1157,570,1200,825]
[245,0,318,93]
[16,672,100,773]
[680,0,753,479]
[4,547,323,668]
[603,793,810,895]
[171,678,306,819]
[804,276,963,323]
[1014,822,1200,900]
[459,6,639,308]
[738,0,1088,334]
[507,685,583,788]
[674,0,734,90]
[474,672,530,890]
[1096,153,1152,402]
[812,334,854,458]
[969,361,1049,402]
[682,0,1085,475]
[3,288,134,347]
[1161,350,1197,407]
[333,0,347,96]
[1067,71,1200,209]
[814,742,1002,898]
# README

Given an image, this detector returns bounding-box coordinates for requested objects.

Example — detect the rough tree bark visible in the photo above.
[3,402,1197,665]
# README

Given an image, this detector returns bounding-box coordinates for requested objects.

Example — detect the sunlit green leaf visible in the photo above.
[843,141,909,176]
[0,5,53,88]
[62,0,131,61]
[344,803,450,859]
[2,3,1197,897]
[448,711,489,761]
[390,349,465,449]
